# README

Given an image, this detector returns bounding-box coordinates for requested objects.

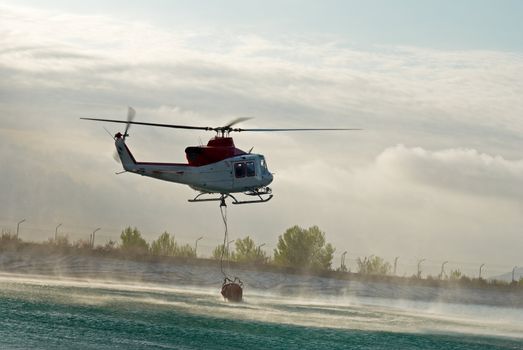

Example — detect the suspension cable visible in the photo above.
[219,195,230,279]
[218,195,244,289]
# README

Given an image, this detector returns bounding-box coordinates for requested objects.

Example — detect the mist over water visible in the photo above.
[0,252,522,349]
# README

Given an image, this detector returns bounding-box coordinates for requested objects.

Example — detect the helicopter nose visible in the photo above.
[266,173,274,185]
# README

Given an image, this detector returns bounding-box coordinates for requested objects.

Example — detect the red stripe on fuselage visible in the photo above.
[123,143,192,167]
[123,136,248,167]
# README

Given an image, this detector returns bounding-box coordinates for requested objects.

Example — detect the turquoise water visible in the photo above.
[0,252,522,349]
[0,274,522,350]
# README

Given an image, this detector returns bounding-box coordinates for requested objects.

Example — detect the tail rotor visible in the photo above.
[123,106,135,140]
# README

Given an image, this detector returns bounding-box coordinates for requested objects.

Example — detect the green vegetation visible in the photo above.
[449,269,462,281]
[273,225,334,270]
[174,244,196,258]
[1,223,522,290]
[141,230,195,257]
[211,236,267,264]
[357,256,391,275]
[233,236,268,264]
[212,244,227,260]
[150,232,176,256]
[120,226,149,254]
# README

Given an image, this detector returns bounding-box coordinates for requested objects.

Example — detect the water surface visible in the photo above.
[0,253,522,349]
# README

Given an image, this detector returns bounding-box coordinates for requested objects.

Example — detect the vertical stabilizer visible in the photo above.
[115,137,136,171]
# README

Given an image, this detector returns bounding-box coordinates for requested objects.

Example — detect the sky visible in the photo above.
[1,0,522,277]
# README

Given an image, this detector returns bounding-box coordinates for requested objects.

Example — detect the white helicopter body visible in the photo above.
[115,136,273,195]
[83,107,357,204]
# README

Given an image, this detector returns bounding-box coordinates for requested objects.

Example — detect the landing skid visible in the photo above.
[188,188,273,205]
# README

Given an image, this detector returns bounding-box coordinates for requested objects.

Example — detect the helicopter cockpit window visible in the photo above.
[234,162,245,178]
[260,157,268,174]
[246,161,255,177]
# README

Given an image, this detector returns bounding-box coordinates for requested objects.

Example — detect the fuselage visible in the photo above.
[115,136,273,194]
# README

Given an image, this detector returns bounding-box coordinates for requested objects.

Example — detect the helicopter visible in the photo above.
[82,107,359,205]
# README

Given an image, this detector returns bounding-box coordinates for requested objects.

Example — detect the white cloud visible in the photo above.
[274,145,523,274]
[1,4,522,274]
[374,145,523,200]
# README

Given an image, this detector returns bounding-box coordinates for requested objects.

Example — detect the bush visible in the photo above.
[233,236,267,264]
[357,256,391,275]
[174,244,196,258]
[449,269,462,281]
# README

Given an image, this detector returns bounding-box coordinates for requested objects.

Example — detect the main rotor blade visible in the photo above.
[232,128,362,132]
[80,118,213,131]
[81,117,361,133]
[222,117,253,130]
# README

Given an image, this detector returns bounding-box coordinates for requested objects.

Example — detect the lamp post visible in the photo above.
[479,263,485,280]
[440,261,449,280]
[417,258,426,279]
[55,223,62,241]
[223,239,235,254]
[341,251,347,271]
[393,257,399,275]
[16,219,26,239]
[256,243,266,264]
[91,228,101,248]
[195,236,203,257]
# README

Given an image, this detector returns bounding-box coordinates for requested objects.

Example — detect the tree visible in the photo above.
[211,240,239,261]
[1,229,18,242]
[150,232,176,256]
[273,225,335,270]
[102,240,117,252]
[449,269,462,281]
[174,244,196,258]
[73,239,91,250]
[54,234,71,248]
[233,236,268,264]
[212,244,228,260]
[120,226,149,254]
[357,256,391,275]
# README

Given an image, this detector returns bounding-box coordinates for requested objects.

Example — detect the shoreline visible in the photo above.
[1,244,522,309]
[1,241,521,290]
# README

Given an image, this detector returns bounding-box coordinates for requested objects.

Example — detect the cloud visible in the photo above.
[1,4,522,273]
[273,145,523,274]
[374,145,523,201]
[2,4,522,132]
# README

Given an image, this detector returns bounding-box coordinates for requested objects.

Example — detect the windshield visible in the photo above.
[260,157,269,174]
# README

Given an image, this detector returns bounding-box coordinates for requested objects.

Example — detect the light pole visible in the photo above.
[512,266,518,283]
[91,228,101,248]
[256,243,266,264]
[227,238,235,250]
[440,261,449,280]
[16,219,26,239]
[195,236,203,257]
[55,223,62,241]
[479,263,485,279]
[393,257,399,275]
[341,251,347,271]
[417,258,426,279]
